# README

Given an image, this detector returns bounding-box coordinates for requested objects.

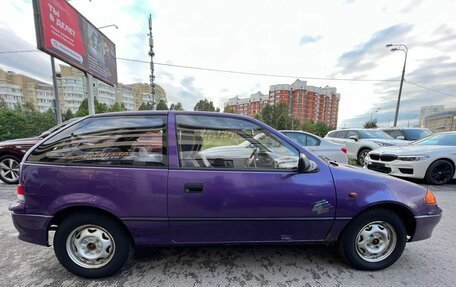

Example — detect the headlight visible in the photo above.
[373,141,393,147]
[397,155,429,161]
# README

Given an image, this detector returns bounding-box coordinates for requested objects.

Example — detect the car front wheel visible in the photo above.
[357,149,371,166]
[54,212,133,278]
[425,159,454,185]
[0,155,21,184]
[338,208,407,270]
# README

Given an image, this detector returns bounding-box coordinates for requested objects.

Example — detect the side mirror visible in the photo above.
[348,135,359,141]
[298,153,311,173]
[396,135,405,140]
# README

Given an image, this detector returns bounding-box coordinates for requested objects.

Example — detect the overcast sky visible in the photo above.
[0,0,455,127]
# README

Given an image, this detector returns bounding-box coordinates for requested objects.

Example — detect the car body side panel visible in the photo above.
[20,163,171,245]
[330,164,430,217]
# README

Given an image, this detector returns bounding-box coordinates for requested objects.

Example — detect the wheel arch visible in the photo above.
[425,158,456,182]
[340,203,416,241]
[49,205,135,245]
[356,146,372,158]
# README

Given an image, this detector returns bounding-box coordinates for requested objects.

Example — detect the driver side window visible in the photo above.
[176,115,299,170]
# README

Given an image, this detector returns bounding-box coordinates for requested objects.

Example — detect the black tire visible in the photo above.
[0,154,21,184]
[425,159,454,185]
[357,149,371,166]
[54,212,133,278]
[338,208,407,270]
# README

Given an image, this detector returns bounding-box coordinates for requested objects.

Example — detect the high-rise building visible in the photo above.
[419,105,445,127]
[0,66,167,113]
[0,69,25,108]
[423,110,456,132]
[116,84,135,111]
[125,83,166,110]
[0,69,55,112]
[225,92,269,116]
[224,79,340,128]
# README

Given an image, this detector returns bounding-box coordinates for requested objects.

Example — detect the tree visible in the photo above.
[255,103,293,130]
[0,98,7,109]
[139,102,154,110]
[0,101,56,141]
[108,102,127,112]
[63,109,74,121]
[224,106,236,113]
[169,102,184,111]
[300,119,333,137]
[75,98,110,117]
[194,99,220,112]
[363,119,378,129]
[156,99,169,110]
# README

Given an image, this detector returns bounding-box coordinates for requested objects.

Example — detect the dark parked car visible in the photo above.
[0,118,80,184]
[10,111,442,278]
[380,128,432,141]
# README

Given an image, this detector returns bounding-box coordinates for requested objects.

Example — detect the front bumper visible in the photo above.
[410,211,442,242]
[9,201,51,246]
[364,157,430,179]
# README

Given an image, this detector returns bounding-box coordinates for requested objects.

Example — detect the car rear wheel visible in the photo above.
[357,149,371,166]
[338,208,407,270]
[54,212,133,278]
[425,159,454,185]
[0,155,20,184]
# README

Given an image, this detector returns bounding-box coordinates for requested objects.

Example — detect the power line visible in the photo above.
[116,57,400,82]
[405,80,456,98]
[0,49,39,55]
[0,50,454,98]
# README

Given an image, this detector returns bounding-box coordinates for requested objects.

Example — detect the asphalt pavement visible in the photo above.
[0,181,455,287]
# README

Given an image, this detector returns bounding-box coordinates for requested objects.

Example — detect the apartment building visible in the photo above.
[225,79,340,128]
[125,83,166,110]
[423,110,456,132]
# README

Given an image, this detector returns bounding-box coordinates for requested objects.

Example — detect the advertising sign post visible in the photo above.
[50,56,62,123]
[33,0,118,116]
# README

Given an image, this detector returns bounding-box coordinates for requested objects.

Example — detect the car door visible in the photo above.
[345,130,360,158]
[167,114,336,243]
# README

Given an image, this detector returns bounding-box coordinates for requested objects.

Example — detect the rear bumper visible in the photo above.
[410,212,442,242]
[9,202,51,246]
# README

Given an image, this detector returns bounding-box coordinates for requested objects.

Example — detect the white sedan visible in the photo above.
[281,130,348,164]
[364,132,456,185]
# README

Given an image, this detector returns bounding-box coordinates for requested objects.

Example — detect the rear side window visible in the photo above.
[327,131,337,138]
[337,131,348,138]
[28,116,167,167]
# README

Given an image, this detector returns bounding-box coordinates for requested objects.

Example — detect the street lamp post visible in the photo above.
[386,43,408,127]
[97,24,119,30]
[370,107,381,122]
[408,114,419,128]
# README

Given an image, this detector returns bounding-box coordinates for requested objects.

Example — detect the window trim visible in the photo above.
[26,115,169,169]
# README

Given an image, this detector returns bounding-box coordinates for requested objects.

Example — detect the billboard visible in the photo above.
[33,0,118,86]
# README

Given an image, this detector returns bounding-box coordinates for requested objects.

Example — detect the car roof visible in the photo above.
[89,110,253,120]
[379,127,429,130]
[280,130,322,138]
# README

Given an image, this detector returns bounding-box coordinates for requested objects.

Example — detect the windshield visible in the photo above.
[358,130,393,139]
[403,129,432,140]
[413,133,456,146]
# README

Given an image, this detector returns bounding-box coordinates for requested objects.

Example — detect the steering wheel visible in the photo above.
[245,147,260,168]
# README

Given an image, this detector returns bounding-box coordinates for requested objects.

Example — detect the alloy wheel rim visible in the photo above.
[359,151,368,165]
[355,221,397,263]
[66,225,116,269]
[0,158,20,182]
[431,163,453,184]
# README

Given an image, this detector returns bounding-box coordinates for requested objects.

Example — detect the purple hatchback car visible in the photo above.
[10,111,442,278]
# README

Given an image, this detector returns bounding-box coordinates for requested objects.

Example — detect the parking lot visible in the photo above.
[0,181,455,287]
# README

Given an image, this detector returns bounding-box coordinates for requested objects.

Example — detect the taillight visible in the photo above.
[341,147,347,154]
[17,184,25,202]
